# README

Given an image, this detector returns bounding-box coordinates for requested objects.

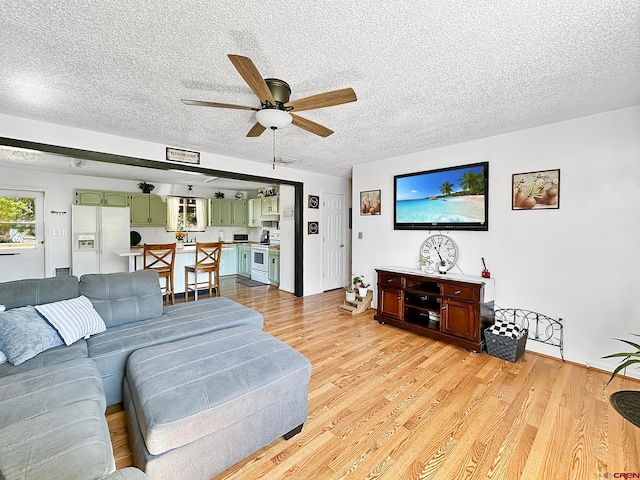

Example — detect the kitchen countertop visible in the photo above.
[120,242,279,256]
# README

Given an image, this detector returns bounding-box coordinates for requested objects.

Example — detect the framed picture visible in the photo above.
[308,195,319,209]
[360,190,381,215]
[512,169,560,210]
[308,221,319,235]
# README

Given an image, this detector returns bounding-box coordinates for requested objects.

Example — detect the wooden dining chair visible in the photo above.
[184,242,222,301]
[143,243,176,305]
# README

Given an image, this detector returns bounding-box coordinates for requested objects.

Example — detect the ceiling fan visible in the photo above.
[181,54,357,138]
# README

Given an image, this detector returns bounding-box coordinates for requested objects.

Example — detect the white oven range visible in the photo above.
[250,244,269,284]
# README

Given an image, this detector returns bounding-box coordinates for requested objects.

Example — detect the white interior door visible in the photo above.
[0,189,45,281]
[322,192,345,291]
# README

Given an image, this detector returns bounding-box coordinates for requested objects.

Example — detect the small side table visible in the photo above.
[610,391,640,428]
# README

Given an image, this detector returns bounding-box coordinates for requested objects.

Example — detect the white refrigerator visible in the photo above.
[72,205,130,277]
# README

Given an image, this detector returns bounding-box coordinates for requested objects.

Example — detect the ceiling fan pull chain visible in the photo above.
[272,126,277,170]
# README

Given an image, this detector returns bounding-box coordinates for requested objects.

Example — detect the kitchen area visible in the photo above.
[71,186,284,295]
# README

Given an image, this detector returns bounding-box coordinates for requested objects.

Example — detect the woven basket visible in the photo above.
[484,328,527,362]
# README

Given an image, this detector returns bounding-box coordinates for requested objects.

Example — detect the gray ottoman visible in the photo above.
[123,325,311,480]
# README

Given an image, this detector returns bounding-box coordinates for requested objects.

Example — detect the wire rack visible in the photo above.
[494,308,564,361]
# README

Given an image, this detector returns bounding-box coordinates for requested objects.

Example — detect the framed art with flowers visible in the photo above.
[512,169,560,210]
[360,190,381,215]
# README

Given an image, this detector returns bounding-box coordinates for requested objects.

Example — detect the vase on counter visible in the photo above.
[177,240,184,250]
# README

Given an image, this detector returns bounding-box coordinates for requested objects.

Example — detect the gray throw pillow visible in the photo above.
[0,306,63,365]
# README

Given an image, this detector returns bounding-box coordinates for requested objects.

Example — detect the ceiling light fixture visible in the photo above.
[255,109,292,129]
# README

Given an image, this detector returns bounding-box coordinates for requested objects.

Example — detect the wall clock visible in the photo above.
[308,195,319,209]
[419,234,458,271]
[308,221,319,234]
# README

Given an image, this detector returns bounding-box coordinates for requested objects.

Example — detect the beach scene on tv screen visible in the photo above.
[396,165,486,224]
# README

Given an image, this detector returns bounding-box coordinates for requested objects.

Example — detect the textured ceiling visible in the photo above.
[1,0,639,180]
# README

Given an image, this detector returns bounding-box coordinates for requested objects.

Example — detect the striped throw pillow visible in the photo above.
[35,295,106,345]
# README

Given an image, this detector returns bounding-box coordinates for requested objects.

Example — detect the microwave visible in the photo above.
[233,234,249,243]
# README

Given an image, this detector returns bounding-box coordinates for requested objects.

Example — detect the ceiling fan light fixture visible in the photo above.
[255,109,292,129]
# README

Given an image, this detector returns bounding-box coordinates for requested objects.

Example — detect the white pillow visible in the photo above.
[0,350,7,365]
[35,295,106,345]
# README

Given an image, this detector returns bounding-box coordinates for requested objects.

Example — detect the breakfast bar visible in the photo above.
[118,245,234,295]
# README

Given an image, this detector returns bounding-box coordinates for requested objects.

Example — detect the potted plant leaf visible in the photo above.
[603,333,640,427]
[358,281,370,297]
[438,259,447,274]
[138,182,155,194]
[604,334,640,385]
[345,285,356,302]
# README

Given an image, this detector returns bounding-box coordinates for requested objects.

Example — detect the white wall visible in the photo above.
[352,106,640,376]
[0,113,351,296]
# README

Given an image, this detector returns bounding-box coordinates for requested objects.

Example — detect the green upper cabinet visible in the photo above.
[261,196,279,215]
[232,200,246,226]
[247,199,260,227]
[129,194,167,226]
[75,190,129,207]
[209,199,247,226]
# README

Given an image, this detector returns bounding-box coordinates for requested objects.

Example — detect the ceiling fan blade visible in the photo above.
[181,99,259,111]
[246,122,266,137]
[285,88,357,113]
[227,54,275,106]
[290,114,334,138]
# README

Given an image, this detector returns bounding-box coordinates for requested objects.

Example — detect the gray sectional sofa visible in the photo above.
[0,269,293,480]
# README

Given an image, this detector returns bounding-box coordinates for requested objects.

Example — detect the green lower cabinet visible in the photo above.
[268,249,280,285]
[237,245,251,277]
[219,245,238,276]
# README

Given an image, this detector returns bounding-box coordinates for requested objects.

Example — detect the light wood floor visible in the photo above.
[107,276,640,479]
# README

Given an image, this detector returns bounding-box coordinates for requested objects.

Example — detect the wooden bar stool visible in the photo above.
[184,242,222,301]
[143,243,176,305]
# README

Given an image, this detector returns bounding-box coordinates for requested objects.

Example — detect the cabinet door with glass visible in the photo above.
[166,196,208,231]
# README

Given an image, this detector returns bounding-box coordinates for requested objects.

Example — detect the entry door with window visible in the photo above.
[0,190,45,281]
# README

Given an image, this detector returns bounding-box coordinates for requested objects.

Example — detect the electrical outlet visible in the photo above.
[358,232,363,239]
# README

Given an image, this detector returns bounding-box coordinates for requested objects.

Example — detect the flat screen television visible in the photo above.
[394,161,489,231]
